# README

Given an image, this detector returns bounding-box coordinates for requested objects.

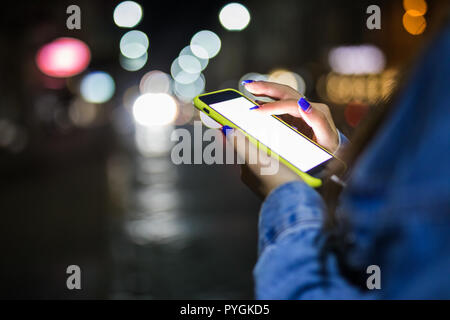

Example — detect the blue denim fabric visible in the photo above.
[254,23,450,299]
[337,130,349,150]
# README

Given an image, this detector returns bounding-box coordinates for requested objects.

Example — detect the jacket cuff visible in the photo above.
[258,181,326,254]
[336,130,349,153]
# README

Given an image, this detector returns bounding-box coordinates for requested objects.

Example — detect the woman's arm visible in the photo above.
[254,181,371,299]
[224,129,368,299]
[229,81,366,298]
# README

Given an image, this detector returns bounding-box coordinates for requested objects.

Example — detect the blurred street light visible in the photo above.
[113,1,143,28]
[36,38,90,78]
[219,3,251,31]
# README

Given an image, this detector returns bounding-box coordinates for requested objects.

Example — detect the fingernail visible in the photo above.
[241,80,254,86]
[249,106,259,110]
[221,125,234,136]
[298,97,312,113]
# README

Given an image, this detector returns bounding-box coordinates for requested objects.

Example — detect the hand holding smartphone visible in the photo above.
[194,89,345,187]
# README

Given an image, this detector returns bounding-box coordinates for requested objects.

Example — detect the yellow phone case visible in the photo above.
[194,88,326,188]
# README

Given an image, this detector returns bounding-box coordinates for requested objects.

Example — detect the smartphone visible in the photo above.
[193,88,345,187]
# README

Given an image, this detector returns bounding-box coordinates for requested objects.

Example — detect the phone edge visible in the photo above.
[193,88,324,188]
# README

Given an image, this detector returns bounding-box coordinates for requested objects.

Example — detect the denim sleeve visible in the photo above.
[254,181,371,299]
[336,130,349,153]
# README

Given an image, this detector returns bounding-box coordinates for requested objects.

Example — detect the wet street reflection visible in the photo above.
[110,124,261,299]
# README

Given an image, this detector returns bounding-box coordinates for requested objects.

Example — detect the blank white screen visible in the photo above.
[210,97,332,172]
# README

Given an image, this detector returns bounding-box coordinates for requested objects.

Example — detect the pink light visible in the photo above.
[36,37,91,78]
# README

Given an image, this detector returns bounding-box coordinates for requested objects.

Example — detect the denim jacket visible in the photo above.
[254,23,450,299]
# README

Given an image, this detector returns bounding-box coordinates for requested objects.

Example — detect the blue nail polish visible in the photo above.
[249,106,259,110]
[221,125,233,136]
[298,97,312,113]
[241,80,254,86]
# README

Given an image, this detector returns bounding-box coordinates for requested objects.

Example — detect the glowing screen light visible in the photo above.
[132,93,178,126]
[328,44,385,75]
[219,3,251,31]
[190,30,221,59]
[139,70,172,94]
[120,52,148,71]
[80,71,115,103]
[36,37,90,78]
[120,30,149,59]
[114,1,143,28]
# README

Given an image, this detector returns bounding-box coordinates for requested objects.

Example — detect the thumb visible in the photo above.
[298,101,339,151]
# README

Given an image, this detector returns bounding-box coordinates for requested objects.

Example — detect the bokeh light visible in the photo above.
[122,85,140,112]
[113,1,143,28]
[268,69,306,94]
[328,44,385,74]
[0,119,27,153]
[180,45,208,71]
[174,73,205,102]
[36,37,90,78]
[345,102,370,127]
[171,57,201,84]
[190,30,221,59]
[199,111,221,129]
[178,55,202,74]
[238,72,269,101]
[120,52,148,71]
[403,12,427,35]
[403,0,427,17]
[68,98,98,127]
[381,69,398,100]
[140,70,172,94]
[41,75,66,90]
[132,93,178,127]
[175,103,195,125]
[80,71,115,103]
[321,69,398,105]
[135,125,175,155]
[120,30,149,59]
[0,119,18,148]
[219,3,251,31]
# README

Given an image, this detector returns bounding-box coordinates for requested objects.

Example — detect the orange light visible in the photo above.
[403,0,427,17]
[403,12,426,35]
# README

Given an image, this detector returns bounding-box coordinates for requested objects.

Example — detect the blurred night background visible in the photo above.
[0,0,444,298]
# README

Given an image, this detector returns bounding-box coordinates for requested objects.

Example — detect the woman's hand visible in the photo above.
[225,128,301,198]
[244,80,340,153]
